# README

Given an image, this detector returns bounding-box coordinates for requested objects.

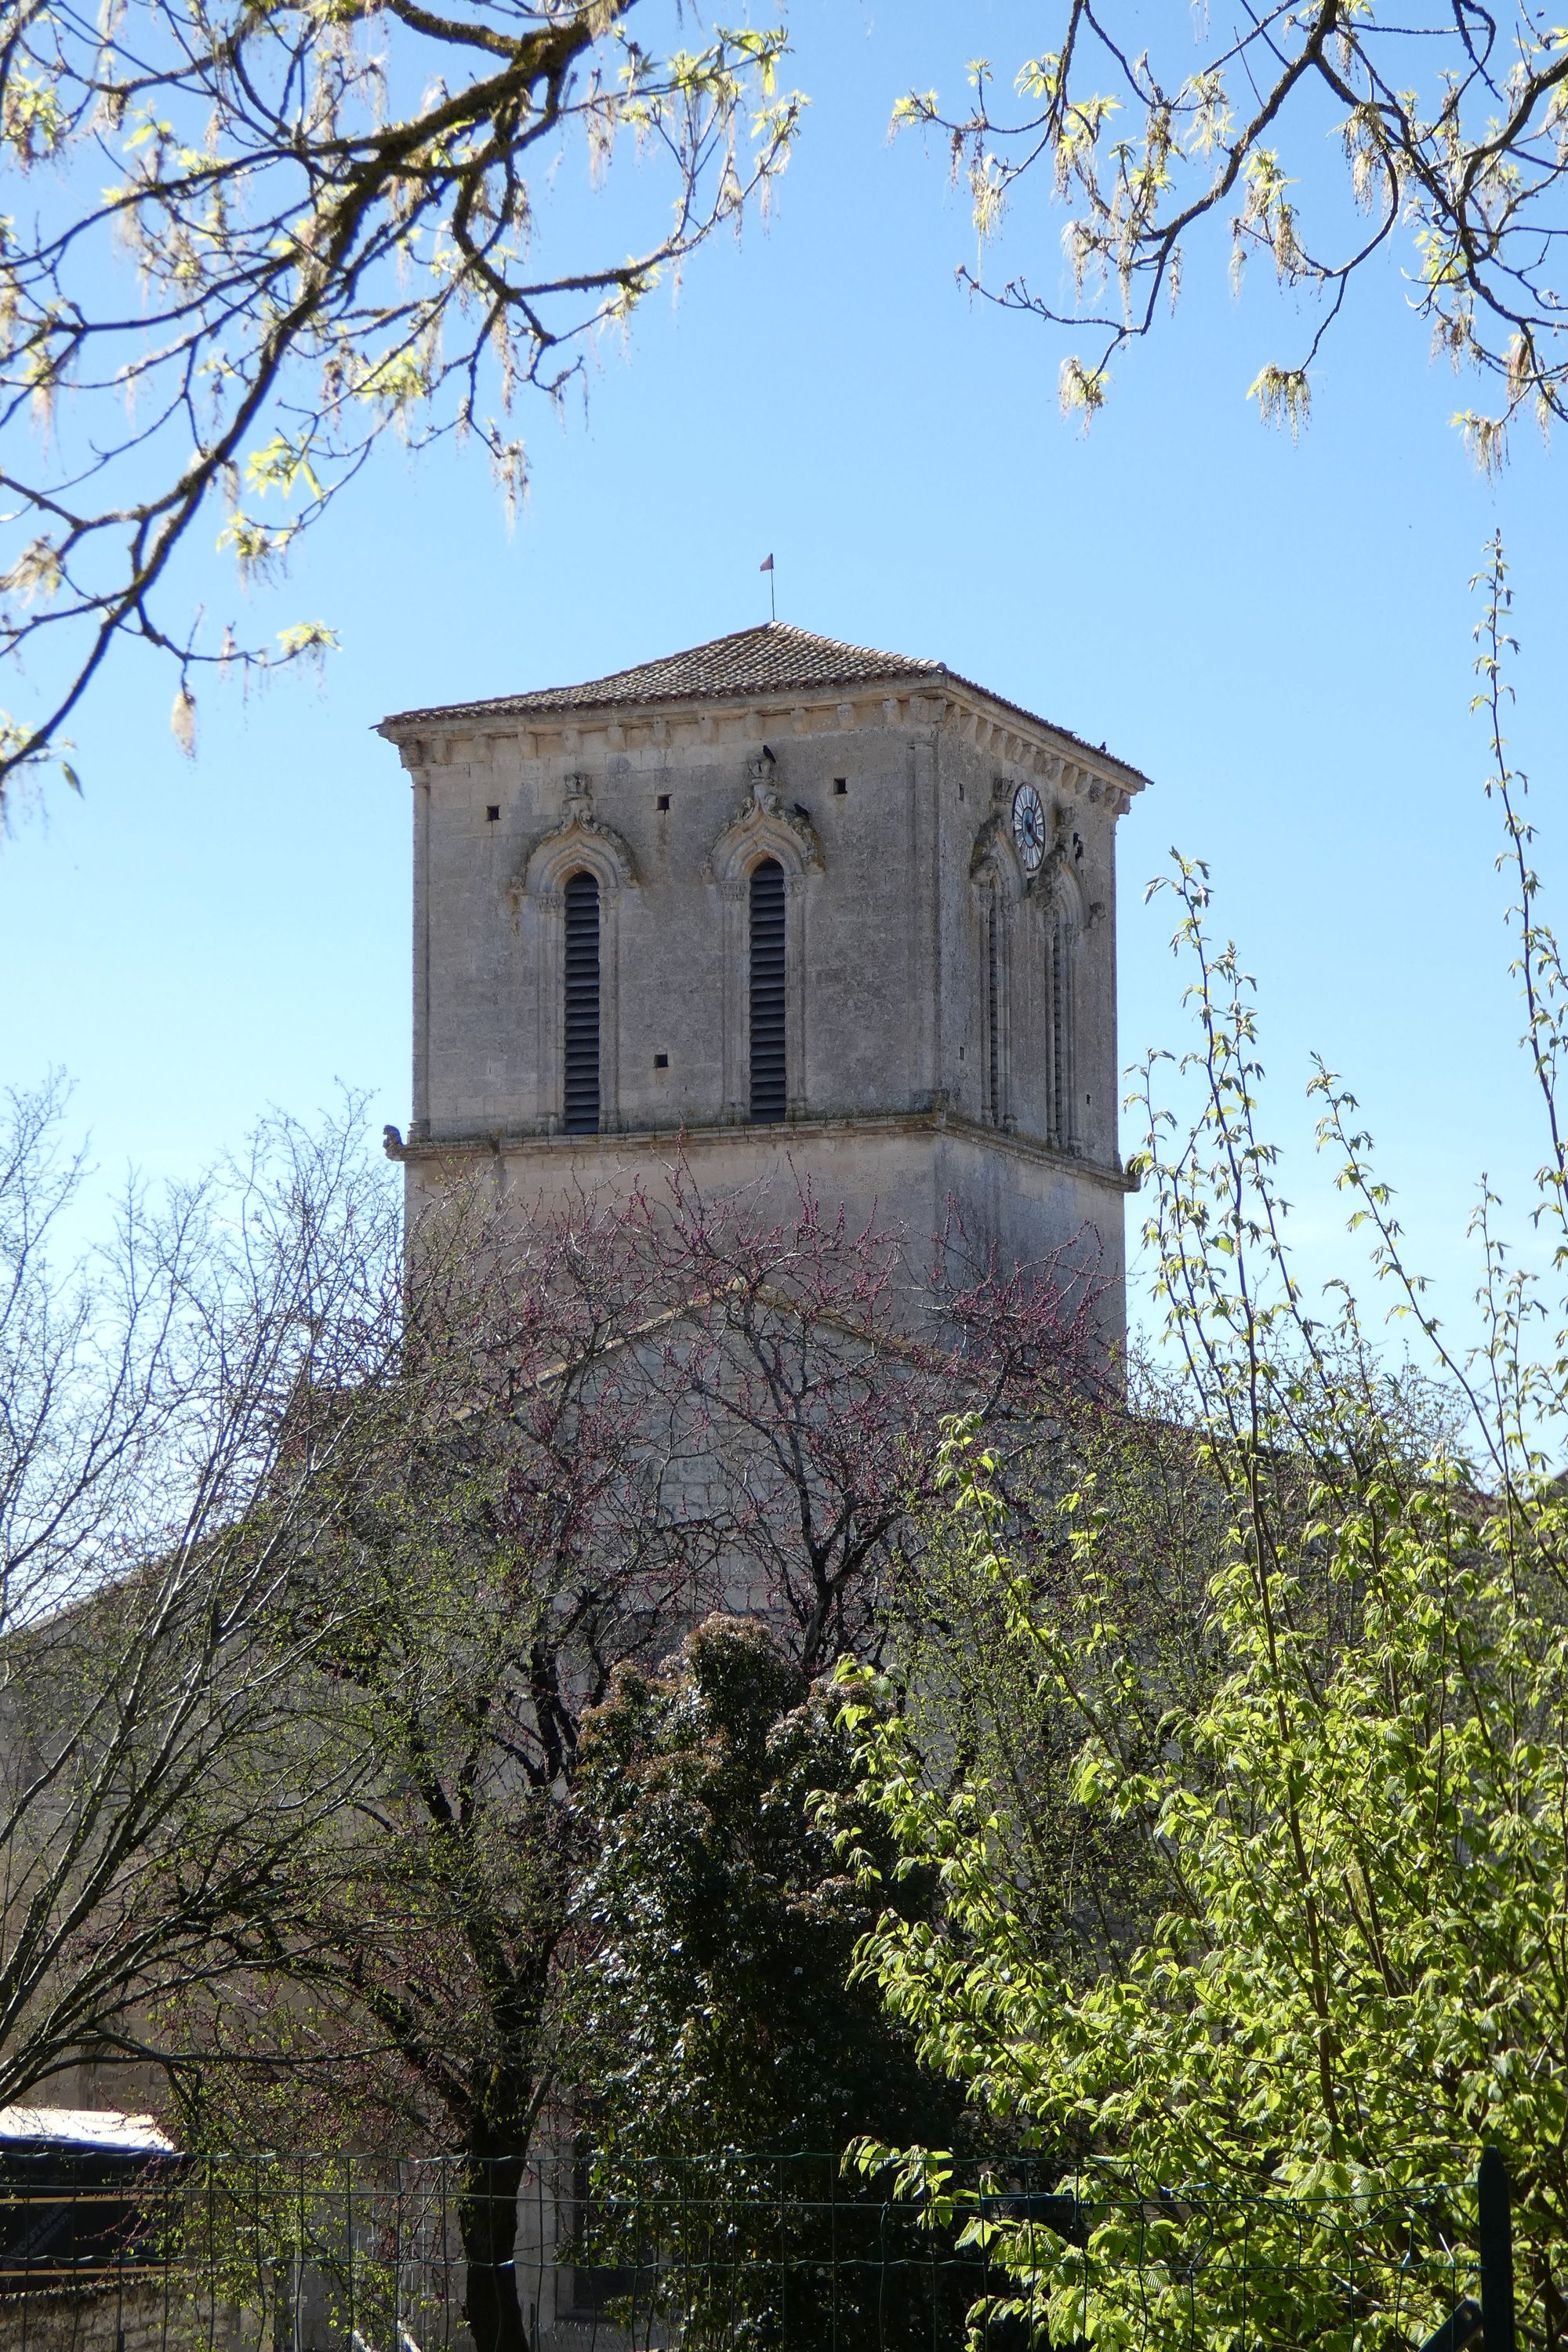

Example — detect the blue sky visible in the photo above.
[5,0,1566,1366]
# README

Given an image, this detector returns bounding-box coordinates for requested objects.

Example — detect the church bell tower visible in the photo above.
[379,622,1147,1337]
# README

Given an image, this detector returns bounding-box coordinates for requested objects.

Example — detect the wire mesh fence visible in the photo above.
[0,2148,1515,2352]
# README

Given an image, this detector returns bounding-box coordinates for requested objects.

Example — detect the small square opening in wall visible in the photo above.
[485,804,500,822]
[656,793,671,811]
[833,777,848,796]
[653,1052,669,1069]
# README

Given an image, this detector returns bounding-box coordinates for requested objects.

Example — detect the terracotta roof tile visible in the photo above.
[384,623,938,721]
[379,622,1148,787]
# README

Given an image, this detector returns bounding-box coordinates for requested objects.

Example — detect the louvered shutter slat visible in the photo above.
[750,860,786,1123]
[563,871,601,1134]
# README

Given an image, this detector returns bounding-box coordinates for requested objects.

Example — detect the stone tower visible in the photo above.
[378,622,1148,1334]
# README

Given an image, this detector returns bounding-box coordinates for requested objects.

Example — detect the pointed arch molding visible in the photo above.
[967,812,1084,1151]
[513,783,638,1135]
[516,786,639,899]
[706,770,822,1124]
[967,809,1028,900]
[702,771,824,887]
[1044,852,1083,1153]
[1041,849,1086,930]
[969,816,1021,1131]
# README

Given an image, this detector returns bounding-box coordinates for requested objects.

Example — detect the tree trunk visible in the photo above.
[459,2147,529,2352]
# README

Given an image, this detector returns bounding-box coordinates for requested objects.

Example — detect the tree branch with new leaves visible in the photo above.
[0,0,801,811]
[895,4,1568,460]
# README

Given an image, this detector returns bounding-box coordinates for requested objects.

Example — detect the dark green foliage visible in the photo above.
[575,1615,991,2352]
[578,1614,967,2158]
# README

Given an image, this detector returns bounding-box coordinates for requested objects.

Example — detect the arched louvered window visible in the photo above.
[749,858,787,1123]
[986,890,1003,1125]
[1050,914,1073,1150]
[563,870,601,1134]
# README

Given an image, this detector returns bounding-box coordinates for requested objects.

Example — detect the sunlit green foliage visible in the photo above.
[842,542,1568,2347]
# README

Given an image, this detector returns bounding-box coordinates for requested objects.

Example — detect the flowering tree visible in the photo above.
[627,1163,1107,1671]
[0,0,800,810]
[896,8,1568,461]
[183,1162,1102,2352]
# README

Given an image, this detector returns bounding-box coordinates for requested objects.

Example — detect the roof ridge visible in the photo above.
[563,617,942,686]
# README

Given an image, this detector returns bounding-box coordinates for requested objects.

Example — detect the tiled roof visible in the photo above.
[384,624,938,722]
[380,621,1148,786]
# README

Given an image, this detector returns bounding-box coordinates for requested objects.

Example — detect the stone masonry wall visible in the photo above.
[384,674,1140,1341]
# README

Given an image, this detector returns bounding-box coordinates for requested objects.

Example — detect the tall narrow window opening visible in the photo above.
[986,892,1002,1125]
[563,870,601,1134]
[749,858,786,1123]
[1051,916,1073,1149]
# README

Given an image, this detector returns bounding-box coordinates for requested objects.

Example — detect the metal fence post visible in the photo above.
[1479,2147,1516,2352]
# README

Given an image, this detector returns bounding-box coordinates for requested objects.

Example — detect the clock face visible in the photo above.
[1012,782,1047,874]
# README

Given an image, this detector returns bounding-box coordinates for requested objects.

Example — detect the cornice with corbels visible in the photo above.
[383,685,1142,809]
[957,712,1136,815]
